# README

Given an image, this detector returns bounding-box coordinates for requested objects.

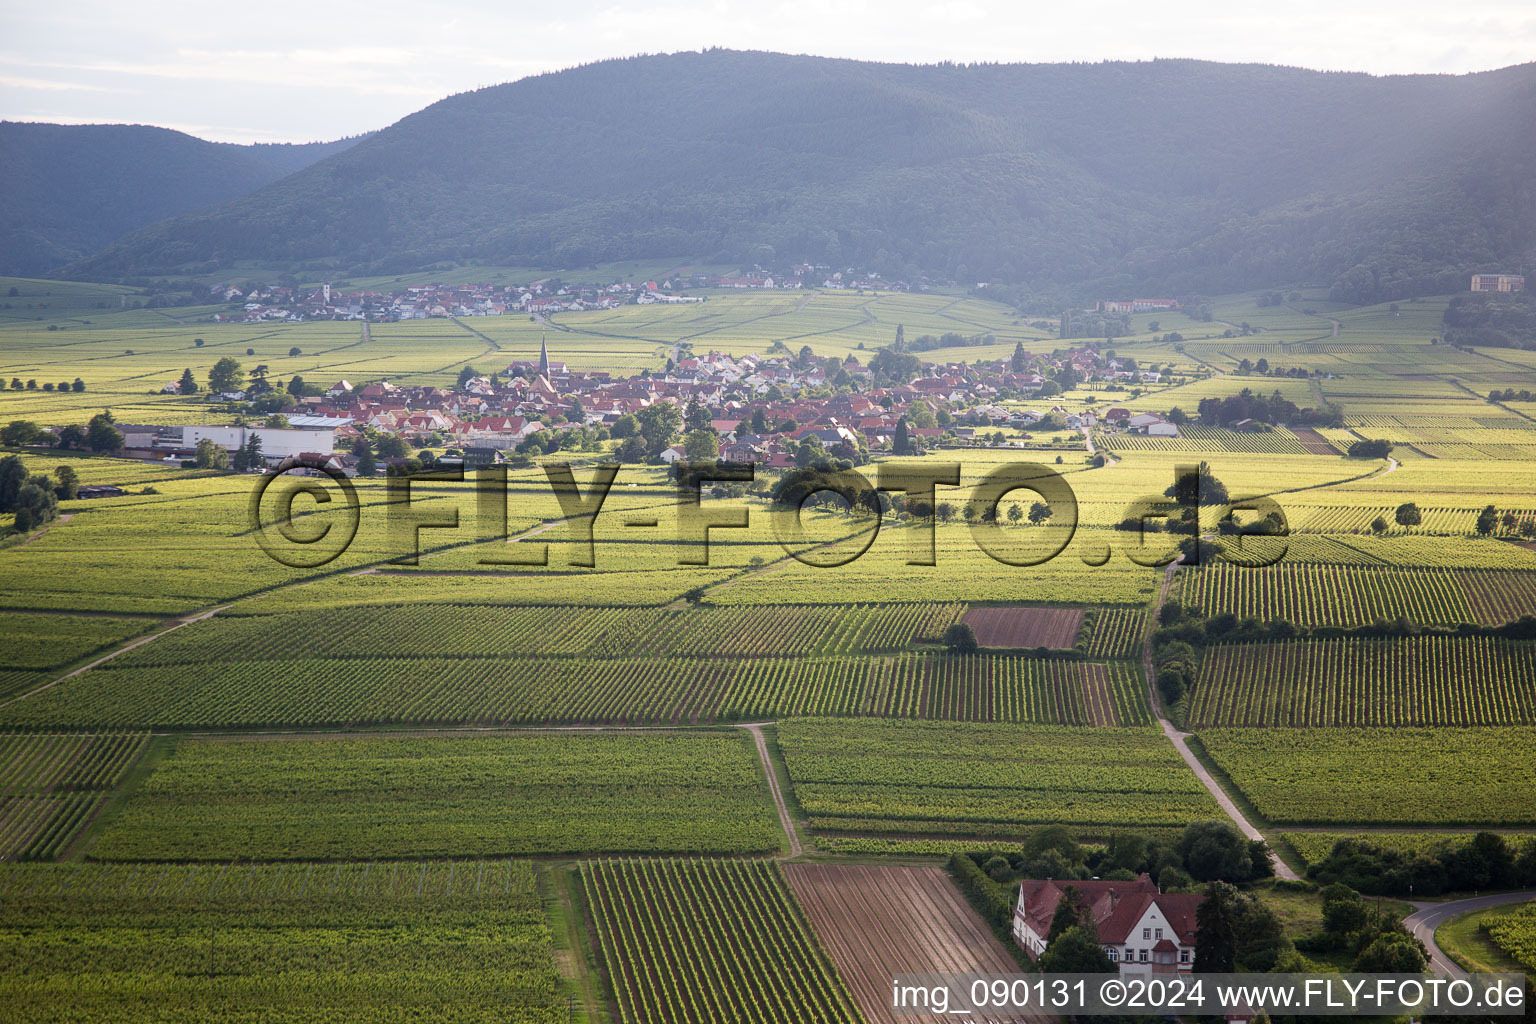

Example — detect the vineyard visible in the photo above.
[1487,902,1536,972]
[0,732,148,861]
[1085,606,1147,657]
[778,719,1219,838]
[1280,831,1536,866]
[1176,564,1536,627]
[1189,637,1536,727]
[1197,728,1536,826]
[1100,426,1317,455]
[124,602,968,663]
[581,858,860,1024]
[1,652,1150,729]
[0,858,566,1023]
[90,732,782,861]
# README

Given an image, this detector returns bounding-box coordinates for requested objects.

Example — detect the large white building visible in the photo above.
[184,415,345,464]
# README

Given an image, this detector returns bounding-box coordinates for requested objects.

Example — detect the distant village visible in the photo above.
[207,265,908,323]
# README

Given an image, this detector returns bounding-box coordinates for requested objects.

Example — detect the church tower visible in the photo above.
[538,333,550,376]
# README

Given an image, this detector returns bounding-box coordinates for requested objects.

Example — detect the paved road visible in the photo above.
[1404,891,1536,977]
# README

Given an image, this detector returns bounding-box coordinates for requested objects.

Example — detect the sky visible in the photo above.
[2,0,1533,144]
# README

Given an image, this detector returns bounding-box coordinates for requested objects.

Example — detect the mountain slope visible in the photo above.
[61,51,1536,299]
[0,123,365,276]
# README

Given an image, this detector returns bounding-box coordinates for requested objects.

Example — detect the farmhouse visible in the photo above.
[1012,874,1202,973]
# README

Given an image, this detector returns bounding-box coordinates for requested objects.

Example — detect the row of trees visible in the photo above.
[2,413,123,454]
[8,378,86,392]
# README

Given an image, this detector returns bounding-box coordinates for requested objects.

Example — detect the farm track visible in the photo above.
[0,604,231,711]
[741,722,802,858]
[782,863,1048,1024]
[17,512,74,547]
[1144,558,1299,880]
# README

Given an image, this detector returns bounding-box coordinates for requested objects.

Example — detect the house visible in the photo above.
[657,445,687,465]
[1471,274,1525,293]
[1013,874,1202,973]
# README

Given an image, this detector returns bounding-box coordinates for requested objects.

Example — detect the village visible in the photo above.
[118,334,1187,472]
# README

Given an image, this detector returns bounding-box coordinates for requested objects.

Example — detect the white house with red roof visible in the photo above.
[1013,874,1202,973]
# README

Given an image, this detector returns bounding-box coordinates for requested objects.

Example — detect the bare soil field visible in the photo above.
[782,863,1050,1024]
[1291,427,1342,455]
[962,606,1083,649]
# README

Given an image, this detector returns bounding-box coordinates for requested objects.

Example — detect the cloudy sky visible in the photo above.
[3,0,1533,144]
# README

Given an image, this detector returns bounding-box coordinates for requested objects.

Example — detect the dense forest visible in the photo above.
[0,124,364,276]
[34,51,1536,300]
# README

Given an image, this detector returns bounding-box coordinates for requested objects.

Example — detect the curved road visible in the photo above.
[1404,891,1536,977]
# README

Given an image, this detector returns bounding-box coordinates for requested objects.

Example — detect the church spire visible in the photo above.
[538,333,550,376]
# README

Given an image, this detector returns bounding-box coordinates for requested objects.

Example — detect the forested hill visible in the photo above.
[59,51,1536,301]
[0,123,364,277]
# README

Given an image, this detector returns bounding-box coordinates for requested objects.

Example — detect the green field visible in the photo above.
[0,859,566,1023]
[1199,728,1536,826]
[779,719,1220,839]
[88,732,782,860]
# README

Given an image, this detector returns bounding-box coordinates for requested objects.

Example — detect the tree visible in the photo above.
[193,438,230,471]
[1028,501,1053,525]
[682,429,719,462]
[86,413,123,453]
[1395,502,1421,527]
[178,368,198,394]
[355,441,377,478]
[1180,820,1254,882]
[1477,504,1499,536]
[12,478,58,531]
[1006,503,1023,524]
[1166,462,1229,507]
[2,420,51,446]
[53,464,78,500]
[56,424,86,450]
[684,398,712,433]
[263,414,289,429]
[287,375,306,396]
[893,417,912,456]
[375,433,409,459]
[1194,881,1238,972]
[1370,515,1389,535]
[288,346,302,357]
[0,456,27,512]
[208,357,244,393]
[636,402,683,457]
[943,622,978,653]
[610,414,639,439]
[1047,885,1090,942]
[1347,438,1393,459]
[456,365,480,389]
[936,501,954,522]
[1010,340,1028,372]
[1038,925,1114,973]
[1354,932,1427,973]
[243,434,264,468]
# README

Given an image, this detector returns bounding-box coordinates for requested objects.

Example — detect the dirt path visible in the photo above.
[1329,318,1341,338]
[1143,559,1299,880]
[740,722,802,858]
[18,512,74,546]
[0,604,231,710]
